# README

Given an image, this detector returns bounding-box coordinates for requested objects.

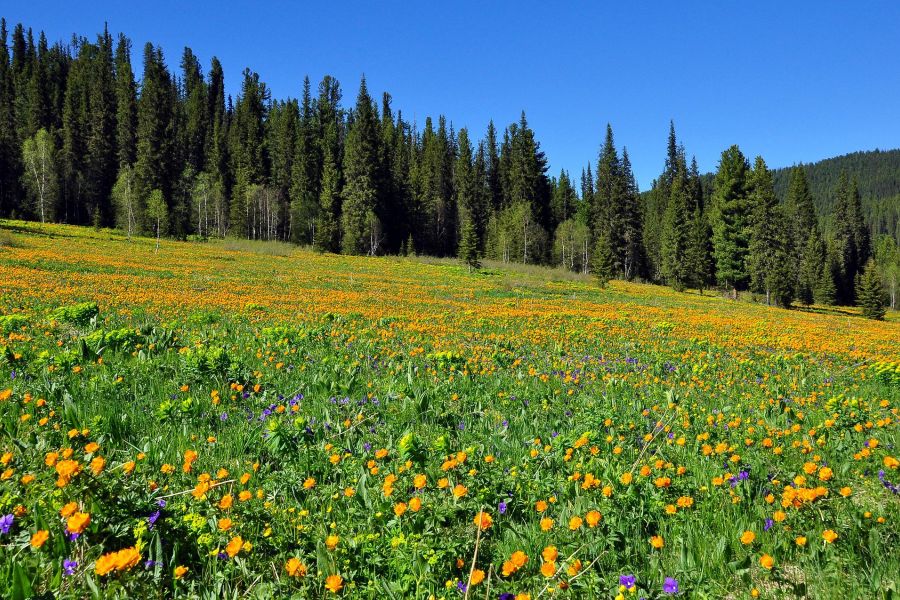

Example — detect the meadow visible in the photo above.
[1,220,899,599]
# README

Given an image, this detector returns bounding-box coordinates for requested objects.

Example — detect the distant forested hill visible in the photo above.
[772,149,900,240]
[698,149,900,241]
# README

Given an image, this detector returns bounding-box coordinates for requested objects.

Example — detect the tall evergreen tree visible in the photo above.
[660,160,691,290]
[0,19,22,216]
[341,76,381,255]
[832,172,870,304]
[747,156,793,306]
[710,145,751,297]
[856,259,885,320]
[114,34,137,169]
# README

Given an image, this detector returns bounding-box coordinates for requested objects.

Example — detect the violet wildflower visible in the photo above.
[663,577,679,594]
[0,514,13,534]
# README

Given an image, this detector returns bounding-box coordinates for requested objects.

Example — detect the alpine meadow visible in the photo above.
[1,5,900,600]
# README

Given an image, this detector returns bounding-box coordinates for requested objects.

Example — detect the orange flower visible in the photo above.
[84,442,100,454]
[326,535,339,550]
[620,472,633,485]
[650,535,664,549]
[394,502,408,516]
[174,565,188,579]
[473,511,493,530]
[409,497,422,512]
[66,512,90,535]
[585,510,602,527]
[60,502,78,518]
[542,546,558,562]
[566,558,582,576]
[325,574,344,593]
[540,561,557,578]
[219,494,233,509]
[540,517,554,531]
[452,484,468,498]
[285,557,307,577]
[30,530,49,548]
[740,530,756,545]
[225,536,243,557]
[759,553,774,569]
[470,568,485,585]
[822,529,838,543]
[413,474,427,489]
[568,516,583,530]
[795,536,807,546]
[218,518,233,531]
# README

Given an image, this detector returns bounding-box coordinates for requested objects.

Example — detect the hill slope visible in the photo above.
[772,148,900,238]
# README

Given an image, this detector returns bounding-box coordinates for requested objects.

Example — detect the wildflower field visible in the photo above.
[1,221,899,599]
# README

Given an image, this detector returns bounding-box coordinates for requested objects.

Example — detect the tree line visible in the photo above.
[0,20,896,317]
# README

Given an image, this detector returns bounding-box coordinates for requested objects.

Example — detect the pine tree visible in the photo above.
[341,76,381,255]
[459,219,480,271]
[747,156,793,306]
[856,259,885,320]
[797,229,825,305]
[816,248,840,306]
[832,172,870,304]
[660,163,691,290]
[592,229,614,288]
[619,150,644,280]
[114,34,137,168]
[0,19,22,217]
[710,145,751,297]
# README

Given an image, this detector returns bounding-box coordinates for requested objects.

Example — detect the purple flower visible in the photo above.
[220,412,228,421]
[764,518,774,532]
[0,514,13,534]
[499,594,515,600]
[620,574,636,589]
[498,501,508,515]
[148,510,161,528]
[663,577,679,594]
[457,581,468,592]
[63,559,78,576]
[363,442,372,452]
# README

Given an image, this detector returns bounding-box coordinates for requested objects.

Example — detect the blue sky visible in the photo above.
[5,1,900,189]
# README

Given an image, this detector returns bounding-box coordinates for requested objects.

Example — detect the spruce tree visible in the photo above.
[114,34,137,169]
[660,163,691,290]
[459,219,480,271]
[832,173,870,304]
[592,229,614,288]
[747,156,792,306]
[341,76,381,255]
[856,259,885,320]
[710,145,751,297]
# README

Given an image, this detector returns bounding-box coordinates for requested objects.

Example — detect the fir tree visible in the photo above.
[747,156,792,306]
[114,34,137,168]
[660,163,691,290]
[592,229,614,288]
[856,259,885,320]
[459,219,480,271]
[341,76,381,255]
[710,145,751,297]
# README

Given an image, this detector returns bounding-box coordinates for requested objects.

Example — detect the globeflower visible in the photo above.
[325,574,343,593]
[30,530,49,548]
[822,529,838,543]
[66,512,90,535]
[285,557,307,577]
[473,511,493,530]
[759,553,774,569]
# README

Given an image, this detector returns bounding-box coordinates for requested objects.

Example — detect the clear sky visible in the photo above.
[4,1,900,190]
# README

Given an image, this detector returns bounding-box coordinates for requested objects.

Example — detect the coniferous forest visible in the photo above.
[1,20,898,315]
